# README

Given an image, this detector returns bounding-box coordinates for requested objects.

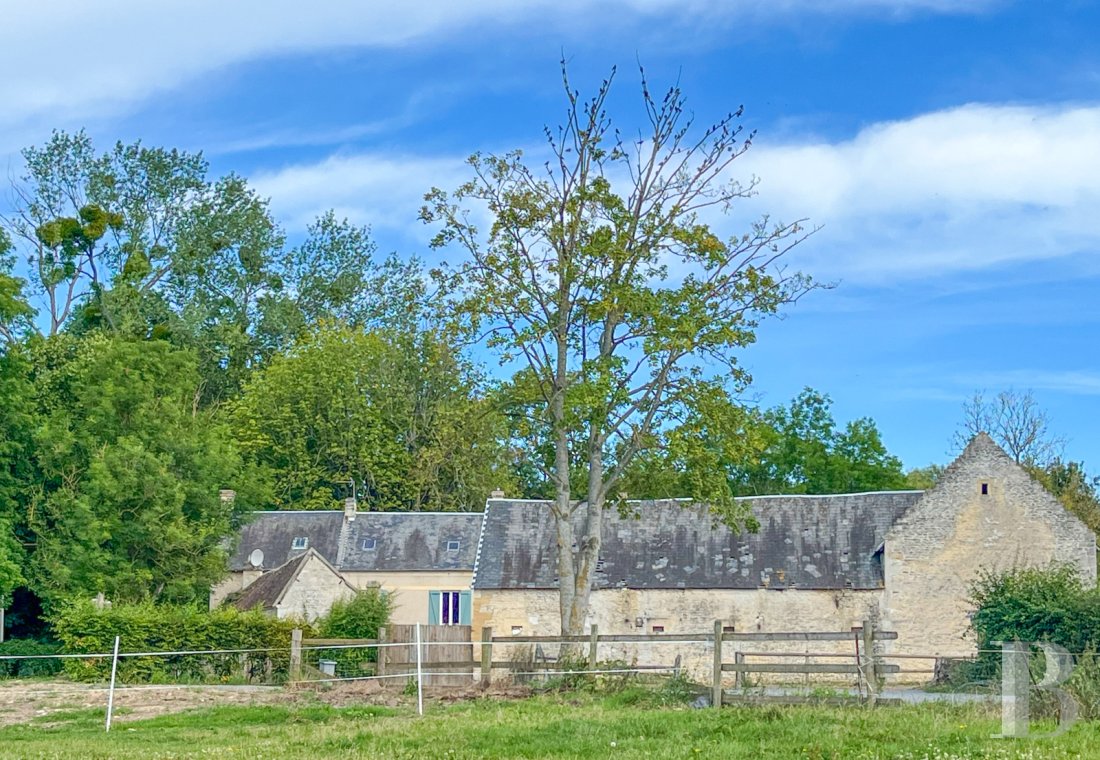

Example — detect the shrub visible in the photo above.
[965,565,1100,715]
[310,588,393,677]
[51,600,304,683]
[317,587,393,641]
[0,638,62,679]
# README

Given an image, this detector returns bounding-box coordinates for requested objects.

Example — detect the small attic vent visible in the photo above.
[361,538,376,550]
[446,540,460,552]
[981,482,989,495]
[291,536,308,550]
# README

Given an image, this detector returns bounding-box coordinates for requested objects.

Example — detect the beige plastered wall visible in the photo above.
[342,571,473,625]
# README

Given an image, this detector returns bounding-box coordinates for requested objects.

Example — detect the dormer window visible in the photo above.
[291,536,308,550]
[361,538,377,550]
[446,540,460,552]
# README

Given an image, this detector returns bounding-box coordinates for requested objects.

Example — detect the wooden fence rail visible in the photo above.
[292,620,896,707]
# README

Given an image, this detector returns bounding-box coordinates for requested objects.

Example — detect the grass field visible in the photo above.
[0,690,1096,759]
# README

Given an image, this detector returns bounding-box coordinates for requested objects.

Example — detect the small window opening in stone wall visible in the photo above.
[723,625,736,634]
[511,625,523,635]
[651,625,665,634]
[981,482,989,495]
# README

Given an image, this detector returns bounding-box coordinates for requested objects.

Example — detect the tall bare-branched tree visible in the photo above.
[955,388,1065,465]
[422,64,817,634]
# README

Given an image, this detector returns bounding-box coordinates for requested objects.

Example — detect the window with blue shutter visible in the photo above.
[459,591,472,625]
[428,591,441,625]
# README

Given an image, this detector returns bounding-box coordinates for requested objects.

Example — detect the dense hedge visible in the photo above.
[51,601,307,683]
[965,565,1100,717]
[309,588,393,677]
[969,565,1098,654]
[0,638,62,679]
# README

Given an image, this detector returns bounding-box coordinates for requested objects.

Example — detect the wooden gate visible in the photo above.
[382,624,473,687]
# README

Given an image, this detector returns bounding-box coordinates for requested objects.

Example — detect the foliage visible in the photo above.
[422,63,815,633]
[27,334,264,611]
[0,344,33,606]
[232,324,511,511]
[620,388,907,500]
[51,600,300,682]
[316,587,393,641]
[2,132,410,404]
[311,587,393,673]
[1026,459,1100,535]
[0,638,62,679]
[965,565,1100,716]
[903,464,943,490]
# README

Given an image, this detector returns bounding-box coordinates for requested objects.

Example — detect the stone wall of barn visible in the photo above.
[274,555,355,622]
[882,435,1097,658]
[473,587,883,682]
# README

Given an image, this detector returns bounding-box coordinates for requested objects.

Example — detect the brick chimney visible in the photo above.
[344,495,358,521]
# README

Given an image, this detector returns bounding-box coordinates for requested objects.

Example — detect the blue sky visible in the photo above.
[1,0,1098,469]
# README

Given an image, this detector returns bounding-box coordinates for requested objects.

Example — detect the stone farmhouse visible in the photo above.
[215,434,1096,657]
[473,434,1096,657]
[211,500,482,624]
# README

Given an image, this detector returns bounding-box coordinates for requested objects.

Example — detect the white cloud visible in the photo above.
[734,103,1100,282]
[251,102,1100,284]
[250,151,472,233]
[0,1,992,136]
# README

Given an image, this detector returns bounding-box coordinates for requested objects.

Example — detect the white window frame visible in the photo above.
[291,536,308,550]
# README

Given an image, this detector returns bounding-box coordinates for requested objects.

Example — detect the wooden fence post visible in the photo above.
[480,626,493,687]
[377,627,387,679]
[588,624,599,668]
[734,651,744,688]
[861,619,878,705]
[290,628,302,684]
[712,619,723,709]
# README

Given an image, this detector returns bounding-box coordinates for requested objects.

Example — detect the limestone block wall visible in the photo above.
[473,587,882,682]
[209,569,262,609]
[274,557,355,621]
[883,436,1097,657]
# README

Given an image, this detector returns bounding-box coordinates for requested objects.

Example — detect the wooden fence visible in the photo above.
[290,625,475,687]
[291,620,925,705]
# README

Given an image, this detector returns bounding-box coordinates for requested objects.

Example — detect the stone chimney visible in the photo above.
[344,495,358,521]
[490,489,505,499]
[219,489,236,504]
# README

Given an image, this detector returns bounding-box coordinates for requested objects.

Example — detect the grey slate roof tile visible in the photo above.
[473,492,923,591]
[228,511,482,573]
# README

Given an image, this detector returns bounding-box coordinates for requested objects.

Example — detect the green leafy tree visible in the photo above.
[624,388,907,499]
[27,335,262,611]
[422,64,816,633]
[231,324,511,511]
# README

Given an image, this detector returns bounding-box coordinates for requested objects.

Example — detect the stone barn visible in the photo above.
[212,499,483,626]
[472,434,1096,659]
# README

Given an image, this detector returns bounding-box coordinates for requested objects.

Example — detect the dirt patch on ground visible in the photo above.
[0,680,533,727]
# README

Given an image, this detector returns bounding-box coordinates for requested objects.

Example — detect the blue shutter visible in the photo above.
[428,591,441,625]
[459,591,472,625]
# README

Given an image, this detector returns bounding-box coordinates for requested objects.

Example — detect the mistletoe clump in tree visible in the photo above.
[422,64,818,634]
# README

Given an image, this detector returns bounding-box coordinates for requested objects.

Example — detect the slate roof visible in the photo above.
[473,492,924,591]
[229,551,311,612]
[229,512,344,572]
[340,512,483,572]
[228,511,483,573]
